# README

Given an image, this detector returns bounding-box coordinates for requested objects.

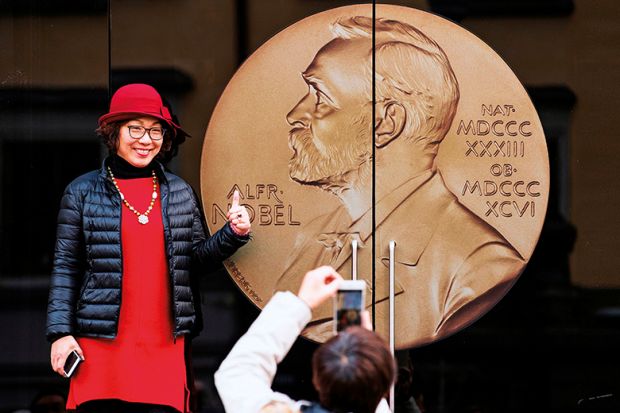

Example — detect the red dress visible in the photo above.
[67,177,188,412]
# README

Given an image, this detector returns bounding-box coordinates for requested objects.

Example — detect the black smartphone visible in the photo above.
[63,350,83,378]
[334,280,366,333]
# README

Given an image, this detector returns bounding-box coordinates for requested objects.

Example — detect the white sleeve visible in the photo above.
[215,291,312,413]
[376,399,392,412]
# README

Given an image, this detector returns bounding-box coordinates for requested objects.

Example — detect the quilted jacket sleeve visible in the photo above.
[46,185,85,342]
[190,189,250,269]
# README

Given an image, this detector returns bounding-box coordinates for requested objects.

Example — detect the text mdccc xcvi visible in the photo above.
[200,3,549,349]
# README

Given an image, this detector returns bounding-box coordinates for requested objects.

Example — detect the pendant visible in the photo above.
[138,214,149,225]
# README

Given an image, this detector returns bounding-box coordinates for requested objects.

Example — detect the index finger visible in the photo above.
[231,190,240,208]
[361,310,373,331]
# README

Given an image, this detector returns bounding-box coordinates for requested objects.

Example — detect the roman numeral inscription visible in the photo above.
[465,140,525,157]
[461,163,540,218]
[456,104,533,157]
[456,105,541,218]
[483,200,535,218]
[457,120,532,138]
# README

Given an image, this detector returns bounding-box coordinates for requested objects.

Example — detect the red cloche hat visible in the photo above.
[98,83,188,138]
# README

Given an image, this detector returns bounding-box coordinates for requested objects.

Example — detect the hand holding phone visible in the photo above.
[298,266,343,309]
[50,335,84,377]
[334,280,366,333]
[63,350,84,378]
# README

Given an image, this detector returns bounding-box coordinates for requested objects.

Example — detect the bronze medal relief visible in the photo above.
[201,4,548,348]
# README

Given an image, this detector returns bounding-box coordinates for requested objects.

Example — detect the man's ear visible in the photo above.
[375,101,406,148]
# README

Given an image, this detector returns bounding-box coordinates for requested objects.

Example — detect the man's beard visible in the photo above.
[288,114,372,192]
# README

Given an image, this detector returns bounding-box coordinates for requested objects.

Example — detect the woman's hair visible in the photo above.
[312,327,396,413]
[96,119,175,161]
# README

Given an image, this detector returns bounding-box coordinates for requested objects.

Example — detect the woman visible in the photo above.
[46,83,251,413]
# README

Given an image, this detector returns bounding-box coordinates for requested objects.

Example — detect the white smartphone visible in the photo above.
[334,280,366,333]
[63,350,83,378]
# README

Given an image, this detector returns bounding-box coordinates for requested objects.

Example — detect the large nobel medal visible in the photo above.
[201,4,549,348]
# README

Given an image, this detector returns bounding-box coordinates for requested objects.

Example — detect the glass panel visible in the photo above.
[373,2,619,413]
[109,1,375,410]
[0,0,108,406]
[372,0,551,347]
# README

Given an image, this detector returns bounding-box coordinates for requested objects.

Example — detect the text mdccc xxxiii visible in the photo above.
[200,4,549,349]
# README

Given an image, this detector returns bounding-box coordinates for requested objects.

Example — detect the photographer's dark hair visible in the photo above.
[312,327,396,413]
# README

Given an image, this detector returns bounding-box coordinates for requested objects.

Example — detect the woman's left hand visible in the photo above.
[226,190,251,236]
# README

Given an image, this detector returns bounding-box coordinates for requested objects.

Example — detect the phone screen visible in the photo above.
[63,350,82,378]
[336,289,363,332]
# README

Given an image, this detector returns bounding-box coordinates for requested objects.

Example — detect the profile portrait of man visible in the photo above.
[275,16,525,347]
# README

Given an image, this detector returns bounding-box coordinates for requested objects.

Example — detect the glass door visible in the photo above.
[0,1,108,405]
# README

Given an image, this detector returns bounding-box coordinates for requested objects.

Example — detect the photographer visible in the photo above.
[215,266,395,413]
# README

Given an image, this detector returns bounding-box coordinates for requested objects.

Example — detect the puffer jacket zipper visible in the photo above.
[159,175,179,342]
[104,173,124,338]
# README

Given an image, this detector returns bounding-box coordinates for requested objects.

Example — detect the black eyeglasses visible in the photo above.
[126,125,166,141]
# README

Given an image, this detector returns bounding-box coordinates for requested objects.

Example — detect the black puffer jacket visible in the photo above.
[46,159,248,342]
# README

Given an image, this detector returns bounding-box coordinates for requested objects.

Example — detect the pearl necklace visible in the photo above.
[107,166,158,225]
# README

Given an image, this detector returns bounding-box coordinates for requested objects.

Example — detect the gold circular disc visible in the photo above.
[201,4,549,348]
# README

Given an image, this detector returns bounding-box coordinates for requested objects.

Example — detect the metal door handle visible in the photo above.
[389,240,396,411]
[351,239,358,280]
